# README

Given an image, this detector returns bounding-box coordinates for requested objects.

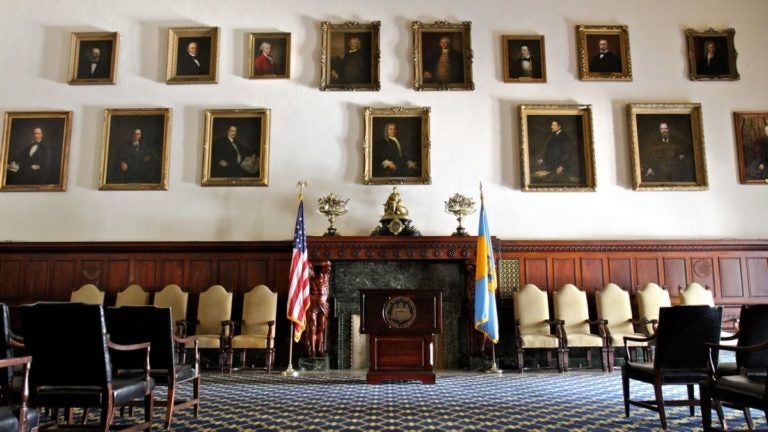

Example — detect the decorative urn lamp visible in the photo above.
[444,193,476,236]
[317,192,349,236]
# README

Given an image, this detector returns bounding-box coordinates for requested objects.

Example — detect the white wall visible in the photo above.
[1,0,766,241]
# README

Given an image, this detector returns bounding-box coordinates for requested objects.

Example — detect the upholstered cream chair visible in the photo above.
[595,283,649,367]
[227,285,277,373]
[513,283,566,373]
[153,284,189,335]
[679,282,714,306]
[553,284,610,372]
[69,283,105,305]
[115,284,150,307]
[636,283,671,336]
[185,285,232,371]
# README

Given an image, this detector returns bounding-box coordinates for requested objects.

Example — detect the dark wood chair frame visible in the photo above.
[0,355,33,432]
[224,319,275,374]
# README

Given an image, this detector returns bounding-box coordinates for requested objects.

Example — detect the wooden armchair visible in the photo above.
[553,284,610,372]
[636,283,671,336]
[183,285,232,371]
[106,306,201,430]
[69,284,105,305]
[513,284,566,373]
[115,284,150,307]
[20,302,153,431]
[0,355,35,432]
[680,283,738,341]
[596,283,650,367]
[622,305,723,430]
[226,285,277,374]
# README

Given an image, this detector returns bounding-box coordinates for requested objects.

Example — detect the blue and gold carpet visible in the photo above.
[155,369,759,431]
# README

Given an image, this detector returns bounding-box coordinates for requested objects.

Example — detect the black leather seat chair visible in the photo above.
[0,305,37,432]
[0,355,35,432]
[20,302,154,431]
[622,305,723,430]
[105,306,200,430]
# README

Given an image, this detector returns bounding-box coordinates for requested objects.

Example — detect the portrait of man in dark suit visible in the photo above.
[76,44,111,79]
[695,38,730,76]
[528,117,586,186]
[504,37,545,82]
[588,36,622,73]
[2,114,69,190]
[371,118,422,179]
[210,124,260,178]
[636,114,697,184]
[203,112,268,186]
[176,38,210,76]
[422,34,465,85]
[101,111,169,190]
[330,33,372,85]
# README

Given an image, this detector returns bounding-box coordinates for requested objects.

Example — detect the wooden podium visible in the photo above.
[359,289,442,384]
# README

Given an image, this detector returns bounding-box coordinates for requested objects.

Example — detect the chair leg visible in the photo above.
[240,349,247,369]
[561,348,569,372]
[653,379,667,430]
[546,351,553,368]
[267,347,275,374]
[193,375,201,417]
[621,366,630,417]
[517,349,524,373]
[585,350,592,368]
[608,347,615,371]
[715,401,726,430]
[700,383,713,431]
[686,384,695,416]
[165,383,177,430]
[601,347,610,372]
[742,406,753,430]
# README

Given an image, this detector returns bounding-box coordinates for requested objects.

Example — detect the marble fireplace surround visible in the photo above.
[307,236,483,369]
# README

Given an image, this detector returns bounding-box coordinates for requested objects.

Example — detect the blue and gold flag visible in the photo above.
[473,197,499,343]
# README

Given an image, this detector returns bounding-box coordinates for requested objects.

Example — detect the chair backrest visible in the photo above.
[241,285,277,337]
[153,284,189,325]
[553,284,591,335]
[21,303,111,389]
[196,285,232,335]
[513,284,552,336]
[734,304,768,370]
[636,283,671,333]
[654,305,722,369]
[679,282,715,306]
[115,284,150,307]
[70,284,105,305]
[105,306,175,371]
[595,283,635,335]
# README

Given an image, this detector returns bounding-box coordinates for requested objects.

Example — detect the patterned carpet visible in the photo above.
[151,368,761,432]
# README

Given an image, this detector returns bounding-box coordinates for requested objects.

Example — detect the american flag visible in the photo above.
[287,199,311,343]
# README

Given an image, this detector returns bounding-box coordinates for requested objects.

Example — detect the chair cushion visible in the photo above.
[716,375,767,399]
[613,333,647,347]
[231,334,268,349]
[0,407,18,432]
[112,377,155,405]
[521,334,560,349]
[565,333,604,347]
[193,334,221,349]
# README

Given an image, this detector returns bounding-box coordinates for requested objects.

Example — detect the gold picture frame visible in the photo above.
[627,103,708,191]
[99,108,172,190]
[166,26,219,84]
[686,28,739,81]
[1,111,72,192]
[202,109,270,186]
[363,106,431,185]
[732,111,768,184]
[412,21,474,91]
[68,32,118,85]
[576,25,632,81]
[249,32,291,79]
[502,35,546,83]
[519,104,596,192]
[319,21,380,91]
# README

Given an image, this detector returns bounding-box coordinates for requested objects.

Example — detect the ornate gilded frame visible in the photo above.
[363,106,431,185]
[576,25,632,81]
[249,32,291,79]
[519,104,596,192]
[0,111,72,192]
[320,21,380,91]
[68,32,119,85]
[732,111,768,184]
[627,103,708,191]
[202,109,270,186]
[501,35,546,83]
[99,108,172,190]
[412,21,474,91]
[166,26,219,84]
[685,28,739,81]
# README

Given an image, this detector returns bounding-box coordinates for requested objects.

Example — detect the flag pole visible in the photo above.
[283,180,307,378]
[479,182,502,375]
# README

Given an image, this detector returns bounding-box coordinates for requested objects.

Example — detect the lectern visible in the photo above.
[359,289,442,384]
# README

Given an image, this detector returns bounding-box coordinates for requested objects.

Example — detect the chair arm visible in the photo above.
[706,337,768,354]
[220,320,235,342]
[266,320,275,348]
[0,356,32,432]
[637,318,658,337]
[174,319,188,338]
[9,333,24,350]
[107,339,152,384]
[598,320,612,345]
[623,334,655,361]
[174,334,199,370]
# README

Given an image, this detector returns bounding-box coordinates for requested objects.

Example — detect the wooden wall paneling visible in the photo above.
[580,258,605,293]
[746,258,768,297]
[273,257,293,366]
[187,259,214,293]
[133,259,157,290]
[245,259,270,289]
[0,260,21,302]
[159,259,184,289]
[105,260,131,304]
[217,260,240,294]
[663,258,688,297]
[523,258,548,291]
[553,258,577,291]
[718,258,744,299]
[691,258,715,295]
[636,258,661,289]
[607,258,632,291]
[51,260,76,302]
[25,261,50,300]
[79,260,103,288]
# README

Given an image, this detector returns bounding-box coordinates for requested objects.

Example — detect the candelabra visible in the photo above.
[317,192,349,236]
[444,193,476,236]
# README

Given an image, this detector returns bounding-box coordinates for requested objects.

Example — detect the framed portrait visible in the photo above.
[363,106,431,185]
[68,32,118,85]
[502,35,546,83]
[686,28,739,81]
[576,25,632,81]
[519,104,596,192]
[412,21,474,91]
[319,21,380,91]
[202,109,270,186]
[249,32,291,79]
[0,111,72,192]
[99,108,172,190]
[627,103,708,191]
[166,27,219,84]
[733,111,768,184]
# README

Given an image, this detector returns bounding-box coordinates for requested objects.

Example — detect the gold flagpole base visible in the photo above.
[485,362,503,375]
[282,364,299,377]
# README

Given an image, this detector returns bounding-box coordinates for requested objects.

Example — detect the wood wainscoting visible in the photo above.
[1,238,766,367]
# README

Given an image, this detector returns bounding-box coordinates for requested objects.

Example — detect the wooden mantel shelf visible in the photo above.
[307,236,492,261]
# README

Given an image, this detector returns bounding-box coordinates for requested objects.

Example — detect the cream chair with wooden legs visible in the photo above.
[154,284,190,336]
[596,283,650,369]
[69,283,105,305]
[185,285,232,371]
[679,282,714,306]
[636,283,671,336]
[553,284,610,372]
[115,284,150,306]
[226,285,277,374]
[513,283,566,373]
